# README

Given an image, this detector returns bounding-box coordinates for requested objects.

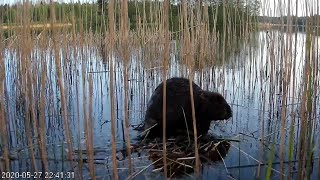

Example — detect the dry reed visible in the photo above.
[107,0,119,179]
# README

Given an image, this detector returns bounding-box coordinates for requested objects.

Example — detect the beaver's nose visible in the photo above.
[225,104,232,119]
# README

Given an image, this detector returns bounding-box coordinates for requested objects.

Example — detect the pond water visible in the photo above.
[2,30,320,179]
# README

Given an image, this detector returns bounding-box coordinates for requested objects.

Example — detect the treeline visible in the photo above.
[0,0,260,33]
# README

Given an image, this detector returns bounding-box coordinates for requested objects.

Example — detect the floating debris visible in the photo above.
[117,133,231,178]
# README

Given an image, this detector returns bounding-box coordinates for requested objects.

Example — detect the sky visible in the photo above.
[1,0,319,17]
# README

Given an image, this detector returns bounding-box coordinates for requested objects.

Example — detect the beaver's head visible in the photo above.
[199,91,232,121]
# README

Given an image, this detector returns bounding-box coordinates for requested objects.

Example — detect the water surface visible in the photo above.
[2,30,320,179]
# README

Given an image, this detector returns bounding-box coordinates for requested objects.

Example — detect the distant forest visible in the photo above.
[0,0,260,33]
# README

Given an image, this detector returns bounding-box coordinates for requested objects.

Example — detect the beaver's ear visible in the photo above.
[215,93,226,103]
[200,92,207,100]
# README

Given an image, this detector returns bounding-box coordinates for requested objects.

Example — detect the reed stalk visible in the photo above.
[279,5,294,179]
[20,1,38,172]
[107,0,119,179]
[49,0,74,164]
[120,0,133,177]
[0,24,10,173]
[72,6,83,179]
[316,3,320,180]
[161,0,170,178]
[86,75,96,179]
[297,17,312,180]
[38,45,49,172]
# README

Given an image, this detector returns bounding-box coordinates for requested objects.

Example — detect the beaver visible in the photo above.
[140,77,232,138]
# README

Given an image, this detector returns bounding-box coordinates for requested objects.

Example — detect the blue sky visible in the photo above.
[1,0,317,17]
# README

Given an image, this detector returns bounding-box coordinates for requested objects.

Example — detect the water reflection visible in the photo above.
[1,30,320,179]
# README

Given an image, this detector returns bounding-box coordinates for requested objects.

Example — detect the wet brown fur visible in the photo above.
[142,77,232,138]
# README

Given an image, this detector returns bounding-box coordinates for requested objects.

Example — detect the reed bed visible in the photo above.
[0,0,319,179]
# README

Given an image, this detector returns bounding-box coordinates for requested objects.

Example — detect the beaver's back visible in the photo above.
[143,77,203,137]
